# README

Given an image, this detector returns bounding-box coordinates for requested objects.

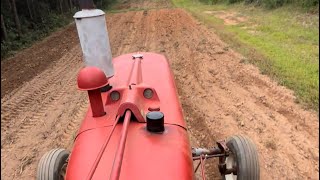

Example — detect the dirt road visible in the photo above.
[1,0,319,179]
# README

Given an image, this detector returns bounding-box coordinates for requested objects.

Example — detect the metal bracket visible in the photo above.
[216,140,237,175]
[216,140,229,153]
[132,54,144,59]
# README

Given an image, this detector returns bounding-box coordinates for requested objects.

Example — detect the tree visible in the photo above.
[69,0,73,11]
[60,0,63,13]
[1,14,8,41]
[27,0,33,20]
[11,0,22,36]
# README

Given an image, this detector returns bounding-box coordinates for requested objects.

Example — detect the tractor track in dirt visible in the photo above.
[1,1,319,179]
[1,24,78,99]
[1,47,82,137]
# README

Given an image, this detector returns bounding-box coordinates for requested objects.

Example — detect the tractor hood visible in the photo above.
[65,52,193,180]
[76,52,187,136]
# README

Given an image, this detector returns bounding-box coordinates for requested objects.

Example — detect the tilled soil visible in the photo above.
[1,2,319,180]
[1,24,78,99]
[113,0,172,10]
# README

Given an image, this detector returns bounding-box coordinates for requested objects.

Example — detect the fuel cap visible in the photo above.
[146,111,164,133]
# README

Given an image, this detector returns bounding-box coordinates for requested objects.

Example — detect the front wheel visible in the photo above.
[221,135,260,180]
[37,148,70,180]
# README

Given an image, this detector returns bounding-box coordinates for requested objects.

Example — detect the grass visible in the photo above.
[172,0,319,110]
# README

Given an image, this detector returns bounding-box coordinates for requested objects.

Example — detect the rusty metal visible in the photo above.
[192,147,222,157]
[216,140,229,153]
[192,140,235,179]
[192,154,225,160]
[191,141,229,160]
[213,140,238,175]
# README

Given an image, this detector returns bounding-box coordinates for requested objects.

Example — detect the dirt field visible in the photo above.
[1,0,319,179]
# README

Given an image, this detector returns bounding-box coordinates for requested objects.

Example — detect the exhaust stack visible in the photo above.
[73,0,114,78]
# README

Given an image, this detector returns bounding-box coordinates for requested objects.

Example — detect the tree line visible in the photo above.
[204,0,319,9]
[1,0,113,58]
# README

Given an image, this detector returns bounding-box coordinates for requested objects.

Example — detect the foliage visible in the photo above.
[1,0,116,59]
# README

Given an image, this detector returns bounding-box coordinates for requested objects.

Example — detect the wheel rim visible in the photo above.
[59,162,68,180]
[224,153,237,180]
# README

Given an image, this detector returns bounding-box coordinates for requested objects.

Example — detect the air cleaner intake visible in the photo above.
[73,1,114,78]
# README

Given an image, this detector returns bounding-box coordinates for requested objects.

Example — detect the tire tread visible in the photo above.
[225,135,260,180]
[37,148,69,180]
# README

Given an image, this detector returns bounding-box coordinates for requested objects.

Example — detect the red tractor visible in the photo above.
[36,52,260,180]
[37,1,259,179]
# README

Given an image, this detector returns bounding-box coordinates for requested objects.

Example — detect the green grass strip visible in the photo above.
[172,0,319,110]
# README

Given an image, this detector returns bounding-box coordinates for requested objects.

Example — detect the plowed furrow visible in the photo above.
[1,49,81,135]
[2,77,77,148]
[115,14,138,55]
[1,50,78,106]
[58,98,88,147]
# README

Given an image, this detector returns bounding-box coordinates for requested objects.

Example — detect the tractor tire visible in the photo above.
[37,148,70,180]
[221,135,260,180]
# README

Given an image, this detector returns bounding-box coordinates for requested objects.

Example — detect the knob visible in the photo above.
[146,111,164,133]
